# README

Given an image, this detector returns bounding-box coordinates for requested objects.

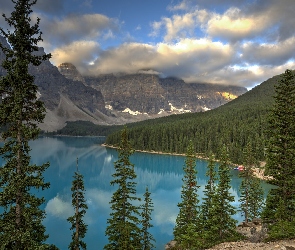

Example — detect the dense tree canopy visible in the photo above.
[0,0,53,248]
[105,72,279,164]
[67,158,88,250]
[262,69,295,240]
[173,140,202,249]
[104,128,142,250]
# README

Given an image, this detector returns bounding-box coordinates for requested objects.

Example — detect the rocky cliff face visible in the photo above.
[84,73,247,116]
[57,62,247,118]
[57,62,86,85]
[0,36,108,131]
[0,34,247,131]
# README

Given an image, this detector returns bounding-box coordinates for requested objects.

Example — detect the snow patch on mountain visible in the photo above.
[202,106,211,111]
[105,104,113,110]
[122,108,149,116]
[169,102,191,113]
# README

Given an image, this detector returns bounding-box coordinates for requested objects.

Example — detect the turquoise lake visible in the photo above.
[0,136,274,249]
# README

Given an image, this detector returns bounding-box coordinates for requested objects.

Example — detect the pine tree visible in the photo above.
[104,127,142,250]
[67,158,88,250]
[141,186,155,250]
[248,177,264,220]
[262,69,295,239]
[205,146,241,245]
[173,140,202,249]
[200,153,217,232]
[0,0,53,249]
[239,142,264,222]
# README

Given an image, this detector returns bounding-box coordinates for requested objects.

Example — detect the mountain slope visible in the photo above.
[106,70,282,164]
[1,35,247,132]
[83,73,247,115]
[0,36,113,131]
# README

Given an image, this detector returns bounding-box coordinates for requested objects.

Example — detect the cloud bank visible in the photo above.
[1,0,295,88]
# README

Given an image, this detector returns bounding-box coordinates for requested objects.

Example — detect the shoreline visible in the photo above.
[45,134,106,138]
[101,143,272,181]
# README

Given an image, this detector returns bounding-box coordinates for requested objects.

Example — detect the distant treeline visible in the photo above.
[106,73,279,164]
[46,121,123,136]
[48,73,280,164]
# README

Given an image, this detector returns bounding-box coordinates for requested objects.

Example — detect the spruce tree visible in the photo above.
[200,153,217,233]
[173,140,202,249]
[262,69,295,239]
[248,177,264,220]
[67,158,88,250]
[0,0,52,248]
[104,127,142,250]
[141,186,155,250]
[239,142,264,222]
[205,146,241,245]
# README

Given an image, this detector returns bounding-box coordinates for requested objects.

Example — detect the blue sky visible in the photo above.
[1,0,295,88]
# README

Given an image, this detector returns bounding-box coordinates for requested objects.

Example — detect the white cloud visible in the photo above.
[167,0,190,11]
[32,0,295,88]
[206,7,269,42]
[87,189,112,212]
[50,40,100,74]
[45,196,73,219]
[85,38,238,84]
[240,37,295,66]
[150,11,200,42]
[39,13,119,47]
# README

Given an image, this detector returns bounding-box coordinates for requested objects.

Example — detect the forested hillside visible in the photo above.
[106,73,281,164]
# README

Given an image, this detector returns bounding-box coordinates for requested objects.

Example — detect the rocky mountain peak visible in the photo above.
[58,62,86,85]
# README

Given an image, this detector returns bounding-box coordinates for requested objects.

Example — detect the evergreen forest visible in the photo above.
[105,73,279,164]
[1,0,295,249]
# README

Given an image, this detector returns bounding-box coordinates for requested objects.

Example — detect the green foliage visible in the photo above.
[0,0,53,248]
[204,146,242,246]
[67,158,88,250]
[106,72,280,164]
[239,142,264,222]
[262,69,295,240]
[104,127,142,250]
[141,187,155,250]
[266,221,295,241]
[200,153,217,231]
[48,120,123,136]
[173,141,203,249]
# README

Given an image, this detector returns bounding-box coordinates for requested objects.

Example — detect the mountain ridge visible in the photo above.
[0,35,248,132]
[59,62,247,115]
[105,69,283,164]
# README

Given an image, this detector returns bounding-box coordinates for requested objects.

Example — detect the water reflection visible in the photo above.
[0,136,273,250]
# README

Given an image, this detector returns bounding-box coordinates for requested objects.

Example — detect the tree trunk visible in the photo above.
[75,185,79,250]
[16,118,23,247]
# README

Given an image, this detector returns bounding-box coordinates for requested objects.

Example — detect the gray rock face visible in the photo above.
[0,36,107,131]
[57,62,86,85]
[0,34,247,131]
[84,73,247,115]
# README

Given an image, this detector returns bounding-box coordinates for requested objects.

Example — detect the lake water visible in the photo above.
[0,136,273,249]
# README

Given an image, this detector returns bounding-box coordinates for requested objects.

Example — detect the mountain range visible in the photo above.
[105,68,283,164]
[0,36,247,131]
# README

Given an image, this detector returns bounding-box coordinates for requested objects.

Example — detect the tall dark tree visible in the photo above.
[104,127,142,250]
[0,0,52,248]
[141,186,155,250]
[67,158,88,250]
[262,69,295,239]
[239,142,264,223]
[205,146,241,245]
[200,153,217,232]
[173,140,202,249]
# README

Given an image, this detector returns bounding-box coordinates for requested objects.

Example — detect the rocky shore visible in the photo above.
[166,219,295,250]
